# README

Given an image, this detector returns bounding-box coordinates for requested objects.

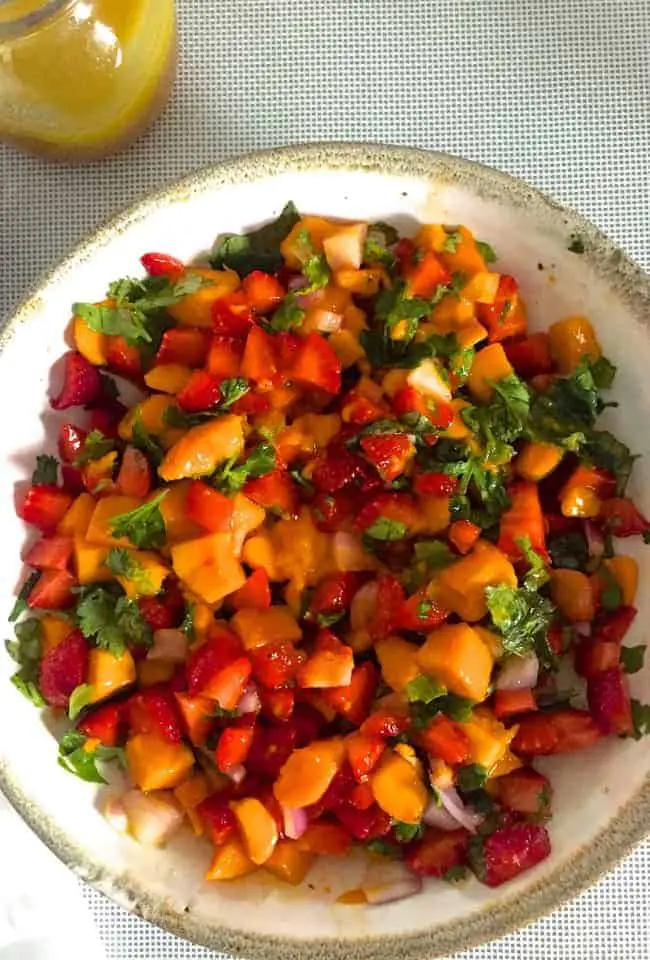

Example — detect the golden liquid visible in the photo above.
[0,0,176,157]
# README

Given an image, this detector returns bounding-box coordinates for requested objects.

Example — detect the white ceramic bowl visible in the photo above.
[2,143,650,960]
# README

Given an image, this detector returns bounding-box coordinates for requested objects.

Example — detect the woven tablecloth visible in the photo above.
[1,0,649,956]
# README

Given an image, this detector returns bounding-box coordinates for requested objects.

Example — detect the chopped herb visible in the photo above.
[211,442,276,495]
[374,281,437,343]
[443,865,468,884]
[76,585,152,655]
[548,531,589,572]
[621,644,646,675]
[213,705,240,719]
[463,374,530,464]
[316,610,345,628]
[366,839,399,857]
[583,431,635,496]
[301,248,331,292]
[131,414,164,468]
[210,201,300,275]
[181,603,195,641]
[590,357,616,390]
[290,468,314,495]
[32,454,59,485]
[364,517,408,541]
[413,540,455,570]
[476,240,497,264]
[457,764,489,792]
[406,675,447,704]
[105,548,153,592]
[568,233,586,254]
[486,583,555,659]
[392,820,424,843]
[426,332,475,379]
[599,565,623,611]
[8,572,40,623]
[74,430,115,467]
[68,683,94,720]
[410,694,475,729]
[517,536,550,590]
[58,730,126,784]
[442,229,462,253]
[270,296,305,331]
[219,377,249,409]
[364,222,398,267]
[630,699,650,740]
[5,618,45,706]
[109,490,168,549]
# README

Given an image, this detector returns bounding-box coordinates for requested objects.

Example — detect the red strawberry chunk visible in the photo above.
[249,642,305,690]
[177,370,222,412]
[186,628,243,695]
[58,423,88,463]
[28,570,76,610]
[413,471,458,497]
[493,768,552,817]
[127,687,184,743]
[406,828,469,877]
[50,351,103,410]
[38,628,88,707]
[138,597,174,631]
[197,794,238,846]
[336,803,392,841]
[324,661,378,724]
[140,252,185,279]
[312,445,365,493]
[469,822,550,887]
[247,722,297,778]
[513,709,602,756]
[360,434,413,483]
[18,485,73,533]
[289,331,341,395]
[23,536,73,571]
[77,702,123,747]
[587,667,633,735]
[310,573,361,621]
[216,718,255,773]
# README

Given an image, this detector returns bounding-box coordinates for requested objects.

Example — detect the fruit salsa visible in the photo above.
[8,205,650,902]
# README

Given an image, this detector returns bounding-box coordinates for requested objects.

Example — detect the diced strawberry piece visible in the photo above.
[50,351,103,410]
[87,398,127,439]
[350,781,375,810]
[140,251,185,279]
[340,389,386,426]
[498,482,547,562]
[448,519,481,555]
[477,275,527,343]
[230,568,272,611]
[116,446,152,499]
[309,573,361,621]
[156,327,210,367]
[212,291,255,339]
[310,490,357,532]
[324,661,378,724]
[186,628,243,694]
[23,535,73,571]
[346,732,385,782]
[58,423,88,463]
[394,238,415,270]
[206,336,244,379]
[247,722,297,778]
[406,828,469,877]
[587,667,633,735]
[174,693,214,745]
[336,803,392,841]
[418,714,471,765]
[469,822,550,887]
[249,642,305,690]
[594,606,637,644]
[105,336,142,379]
[216,717,255,773]
[599,497,650,537]
[289,331,341,395]
[395,589,448,632]
[311,444,365,494]
[186,480,233,533]
[127,687,184,743]
[18,485,73,533]
[513,709,602,756]
[242,271,285,314]
[503,333,552,378]
[138,597,174,631]
[360,434,414,483]
[493,688,537,720]
[230,389,271,417]
[259,687,295,721]
[77,702,123,747]
[361,711,410,740]
[292,703,327,745]
[196,794,238,846]
[240,325,277,383]
[244,469,297,516]
[28,570,76,610]
[370,573,406,640]
[493,767,552,818]
[392,386,454,431]
[176,369,222,412]
[61,465,85,495]
[205,657,252,711]
[355,493,420,535]
[39,628,88,707]
[413,471,458,497]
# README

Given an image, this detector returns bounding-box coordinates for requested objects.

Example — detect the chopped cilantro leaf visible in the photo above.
[32,454,59,485]
[599,565,623,611]
[76,585,152,655]
[517,536,550,590]
[486,583,554,659]
[290,467,314,495]
[631,700,650,740]
[8,572,40,623]
[131,414,164,467]
[457,764,489,792]
[392,820,424,843]
[270,296,305,331]
[219,378,249,409]
[109,490,168,549]
[374,281,436,343]
[405,675,447,704]
[621,644,646,675]
[210,202,300,276]
[443,865,468,883]
[366,838,399,857]
[442,229,462,253]
[58,730,125,784]
[364,222,397,267]
[583,431,635,496]
[181,603,196,641]
[74,430,115,467]
[476,240,497,264]
[410,694,475,729]
[5,618,45,706]
[590,356,616,390]
[426,332,474,379]
[548,531,589,572]
[364,517,408,541]
[68,683,94,721]
[211,442,276,495]
[413,540,455,570]
[105,548,153,592]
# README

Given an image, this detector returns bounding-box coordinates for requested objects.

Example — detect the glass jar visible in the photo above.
[0,0,176,159]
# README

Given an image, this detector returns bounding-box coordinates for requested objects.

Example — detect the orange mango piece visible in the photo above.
[264,840,315,885]
[174,693,215,745]
[468,343,514,402]
[158,415,244,482]
[375,636,420,693]
[174,773,211,835]
[459,709,516,771]
[231,606,302,650]
[87,648,136,703]
[603,555,638,606]
[73,314,108,366]
[125,733,195,792]
[230,493,266,556]
[85,495,142,548]
[435,541,517,621]
[547,315,601,374]
[167,267,240,328]
[551,568,595,622]
[205,838,257,881]
[57,492,96,537]
[274,738,346,808]
[74,538,111,584]
[116,550,170,598]
[158,480,202,544]
[144,364,193,395]
[171,533,246,604]
[231,797,279,865]
[438,225,487,275]
[516,442,563,482]
[39,615,74,656]
[370,750,428,824]
[119,395,183,448]
[417,623,494,701]
[280,216,337,268]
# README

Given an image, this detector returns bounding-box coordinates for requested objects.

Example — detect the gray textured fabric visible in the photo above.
[2,0,650,956]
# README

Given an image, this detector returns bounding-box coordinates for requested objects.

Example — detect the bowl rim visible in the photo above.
[2,140,650,960]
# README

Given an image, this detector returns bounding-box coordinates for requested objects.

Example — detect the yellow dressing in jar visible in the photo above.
[0,0,176,158]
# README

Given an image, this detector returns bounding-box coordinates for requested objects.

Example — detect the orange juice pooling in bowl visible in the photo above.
[0,0,176,158]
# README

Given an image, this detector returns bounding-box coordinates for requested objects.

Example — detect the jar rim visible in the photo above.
[0,0,75,39]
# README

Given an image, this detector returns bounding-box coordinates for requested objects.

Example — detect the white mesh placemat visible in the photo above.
[2,0,650,956]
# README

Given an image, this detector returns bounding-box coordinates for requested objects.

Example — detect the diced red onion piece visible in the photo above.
[310,308,343,333]
[350,580,380,630]
[584,519,605,563]
[574,621,592,638]
[436,786,484,833]
[422,799,462,831]
[121,790,184,846]
[496,652,539,691]
[296,288,325,309]
[237,682,261,716]
[147,629,187,662]
[282,805,309,840]
[225,764,247,785]
[363,862,423,905]
[288,274,307,291]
